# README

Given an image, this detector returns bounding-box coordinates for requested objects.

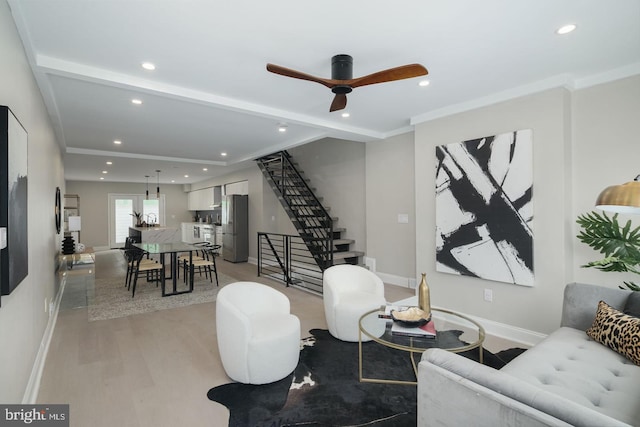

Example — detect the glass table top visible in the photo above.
[360,306,485,354]
[133,242,202,254]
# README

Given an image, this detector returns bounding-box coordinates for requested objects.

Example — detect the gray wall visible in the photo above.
[192,138,367,260]
[401,78,640,335]
[0,1,65,403]
[365,132,416,283]
[64,181,193,248]
[572,75,640,285]
[289,138,367,252]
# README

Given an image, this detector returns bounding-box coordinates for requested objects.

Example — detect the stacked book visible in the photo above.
[379,305,437,339]
[390,319,437,338]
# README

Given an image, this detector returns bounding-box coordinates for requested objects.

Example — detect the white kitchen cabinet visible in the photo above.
[188,188,215,211]
[187,191,198,211]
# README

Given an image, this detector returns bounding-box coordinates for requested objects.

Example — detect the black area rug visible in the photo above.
[207,329,525,427]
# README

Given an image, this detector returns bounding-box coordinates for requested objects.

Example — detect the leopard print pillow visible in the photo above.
[586,300,640,366]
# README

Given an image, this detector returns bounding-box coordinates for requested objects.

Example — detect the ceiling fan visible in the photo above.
[266,54,428,112]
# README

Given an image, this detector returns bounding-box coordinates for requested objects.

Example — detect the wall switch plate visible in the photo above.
[397,214,409,224]
[484,288,493,302]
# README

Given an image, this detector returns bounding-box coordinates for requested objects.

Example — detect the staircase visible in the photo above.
[256,151,364,274]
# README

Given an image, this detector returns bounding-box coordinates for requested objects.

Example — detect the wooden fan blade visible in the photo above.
[349,64,428,88]
[329,93,347,112]
[266,63,335,89]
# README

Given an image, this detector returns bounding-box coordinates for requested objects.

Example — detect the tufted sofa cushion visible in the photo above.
[501,327,640,425]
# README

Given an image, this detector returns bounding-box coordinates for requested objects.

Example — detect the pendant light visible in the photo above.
[156,170,161,198]
[145,175,150,200]
[595,174,640,214]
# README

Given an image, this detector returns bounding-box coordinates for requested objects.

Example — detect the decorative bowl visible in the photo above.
[391,307,431,327]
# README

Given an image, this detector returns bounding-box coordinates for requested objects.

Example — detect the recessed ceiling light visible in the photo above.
[341,112,350,118]
[171,180,175,183]
[278,124,287,132]
[221,152,227,157]
[131,99,143,105]
[106,161,112,165]
[184,174,189,178]
[100,177,104,180]
[102,170,108,174]
[203,168,208,171]
[114,140,122,145]
[419,80,430,87]
[556,24,576,35]
[141,62,156,71]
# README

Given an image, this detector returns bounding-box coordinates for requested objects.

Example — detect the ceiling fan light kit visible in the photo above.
[266,54,428,112]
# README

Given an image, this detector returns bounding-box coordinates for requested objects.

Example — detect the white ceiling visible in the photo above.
[8,0,640,185]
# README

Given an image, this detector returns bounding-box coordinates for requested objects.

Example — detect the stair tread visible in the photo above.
[331,251,364,259]
[333,239,354,245]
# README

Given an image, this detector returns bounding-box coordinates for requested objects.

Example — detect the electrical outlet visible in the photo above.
[483,289,493,302]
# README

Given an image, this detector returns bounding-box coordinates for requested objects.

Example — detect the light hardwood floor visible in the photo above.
[38,251,414,427]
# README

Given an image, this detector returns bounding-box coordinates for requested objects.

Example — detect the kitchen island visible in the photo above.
[129,226,181,243]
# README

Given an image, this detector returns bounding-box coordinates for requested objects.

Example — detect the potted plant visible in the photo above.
[131,211,143,227]
[576,211,640,291]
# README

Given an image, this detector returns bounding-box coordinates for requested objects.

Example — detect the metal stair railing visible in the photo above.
[257,232,324,294]
[257,151,334,269]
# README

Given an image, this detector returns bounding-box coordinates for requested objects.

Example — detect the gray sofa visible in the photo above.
[417,283,640,427]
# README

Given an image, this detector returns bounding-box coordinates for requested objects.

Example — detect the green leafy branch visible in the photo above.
[576,211,640,290]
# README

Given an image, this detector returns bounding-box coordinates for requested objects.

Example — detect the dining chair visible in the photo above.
[182,245,220,286]
[128,248,164,297]
[176,241,210,280]
[122,237,158,289]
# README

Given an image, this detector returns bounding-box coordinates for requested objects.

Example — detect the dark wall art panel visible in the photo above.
[0,106,28,298]
[435,129,533,286]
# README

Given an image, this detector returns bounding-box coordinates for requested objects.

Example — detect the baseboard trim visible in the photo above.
[464,313,548,348]
[22,276,66,404]
[376,272,413,288]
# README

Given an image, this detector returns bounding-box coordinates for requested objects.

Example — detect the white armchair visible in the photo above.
[216,281,301,384]
[323,265,387,342]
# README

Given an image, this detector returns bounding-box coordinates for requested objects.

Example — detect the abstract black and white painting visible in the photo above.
[435,129,533,286]
[0,106,28,298]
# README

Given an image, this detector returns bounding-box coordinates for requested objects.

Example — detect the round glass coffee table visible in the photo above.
[358,307,485,385]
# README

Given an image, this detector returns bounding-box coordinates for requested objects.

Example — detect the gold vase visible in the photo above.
[418,273,431,316]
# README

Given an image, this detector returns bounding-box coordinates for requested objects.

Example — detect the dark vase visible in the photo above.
[61,235,75,255]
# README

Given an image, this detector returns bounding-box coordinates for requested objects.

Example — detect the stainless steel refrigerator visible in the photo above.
[221,194,248,262]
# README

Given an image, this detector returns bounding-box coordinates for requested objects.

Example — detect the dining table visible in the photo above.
[133,242,202,297]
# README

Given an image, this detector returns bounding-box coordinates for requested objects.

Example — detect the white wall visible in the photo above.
[0,0,65,402]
